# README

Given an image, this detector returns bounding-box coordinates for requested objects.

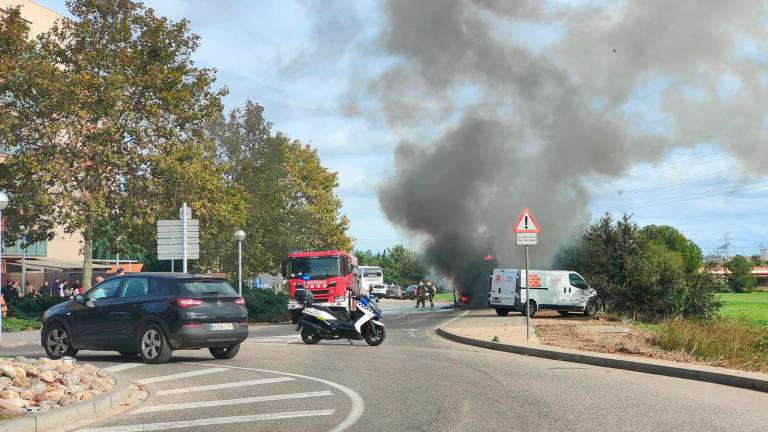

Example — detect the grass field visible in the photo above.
[716,292,768,326]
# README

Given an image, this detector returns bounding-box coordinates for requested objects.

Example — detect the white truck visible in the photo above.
[487,268,598,317]
[357,266,384,297]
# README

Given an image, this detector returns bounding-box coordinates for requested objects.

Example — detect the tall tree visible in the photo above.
[211,101,352,275]
[0,0,226,288]
[727,255,756,293]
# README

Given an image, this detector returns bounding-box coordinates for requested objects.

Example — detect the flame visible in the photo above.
[483,253,493,261]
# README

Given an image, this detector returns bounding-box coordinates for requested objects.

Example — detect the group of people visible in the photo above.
[1,272,117,303]
[415,281,437,308]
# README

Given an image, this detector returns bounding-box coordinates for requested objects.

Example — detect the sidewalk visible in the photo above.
[0,329,40,348]
[438,309,768,393]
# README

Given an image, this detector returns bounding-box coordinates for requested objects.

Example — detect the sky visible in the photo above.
[33,0,768,258]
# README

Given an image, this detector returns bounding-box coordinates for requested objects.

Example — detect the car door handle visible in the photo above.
[568,288,571,293]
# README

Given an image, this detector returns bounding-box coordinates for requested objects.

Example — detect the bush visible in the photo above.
[727,255,756,293]
[654,317,768,372]
[2,316,42,332]
[7,296,68,320]
[242,288,289,323]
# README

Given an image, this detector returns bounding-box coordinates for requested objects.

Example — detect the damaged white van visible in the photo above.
[487,269,598,317]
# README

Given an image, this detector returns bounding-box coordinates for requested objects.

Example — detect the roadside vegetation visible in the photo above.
[2,316,42,333]
[552,214,768,372]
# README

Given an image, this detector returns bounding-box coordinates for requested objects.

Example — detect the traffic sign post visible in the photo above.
[157,203,200,272]
[513,208,540,341]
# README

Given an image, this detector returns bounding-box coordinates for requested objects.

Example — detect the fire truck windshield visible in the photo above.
[288,257,341,279]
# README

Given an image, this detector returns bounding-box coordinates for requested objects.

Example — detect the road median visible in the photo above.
[0,369,130,432]
[437,312,768,394]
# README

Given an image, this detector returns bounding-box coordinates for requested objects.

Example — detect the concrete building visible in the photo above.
[1,1,89,280]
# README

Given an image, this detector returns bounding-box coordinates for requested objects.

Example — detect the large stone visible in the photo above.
[39,371,56,383]
[12,375,30,388]
[1,365,16,379]
[33,392,47,403]
[13,367,26,379]
[57,396,74,407]
[0,399,20,411]
[58,373,79,388]
[19,390,35,400]
[56,363,74,374]
[21,364,40,377]
[45,390,65,401]
[31,380,47,395]
[0,390,20,399]
[0,377,11,389]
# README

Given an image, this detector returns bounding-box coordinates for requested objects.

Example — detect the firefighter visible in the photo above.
[427,282,436,308]
[415,282,427,308]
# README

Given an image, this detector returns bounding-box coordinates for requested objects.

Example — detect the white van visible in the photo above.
[487,269,597,317]
[357,266,384,297]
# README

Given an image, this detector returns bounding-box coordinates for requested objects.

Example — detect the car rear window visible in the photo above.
[180,279,238,297]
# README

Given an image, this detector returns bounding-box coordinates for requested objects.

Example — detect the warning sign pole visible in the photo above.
[525,244,530,341]
[514,208,540,342]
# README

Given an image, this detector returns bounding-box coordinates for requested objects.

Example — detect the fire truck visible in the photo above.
[283,250,359,324]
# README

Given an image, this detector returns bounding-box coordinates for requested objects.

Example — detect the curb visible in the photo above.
[0,341,40,349]
[0,373,131,432]
[437,327,768,393]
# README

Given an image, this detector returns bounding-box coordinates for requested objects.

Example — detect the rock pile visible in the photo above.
[0,357,114,414]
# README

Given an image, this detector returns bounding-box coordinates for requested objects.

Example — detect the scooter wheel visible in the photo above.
[363,324,386,346]
[301,326,321,344]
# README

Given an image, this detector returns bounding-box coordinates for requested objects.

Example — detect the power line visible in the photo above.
[597,178,768,212]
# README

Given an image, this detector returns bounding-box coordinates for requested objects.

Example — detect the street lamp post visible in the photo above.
[234,230,246,296]
[0,191,10,345]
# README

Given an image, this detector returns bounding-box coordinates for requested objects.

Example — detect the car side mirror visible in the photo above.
[86,300,96,308]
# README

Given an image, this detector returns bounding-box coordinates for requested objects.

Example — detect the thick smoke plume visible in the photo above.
[354,0,768,304]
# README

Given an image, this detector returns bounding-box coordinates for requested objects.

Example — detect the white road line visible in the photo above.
[102,363,145,373]
[79,410,336,432]
[389,312,410,320]
[184,362,365,432]
[246,337,300,344]
[156,377,294,396]
[132,391,333,414]
[435,309,469,329]
[136,367,227,385]
[408,329,418,338]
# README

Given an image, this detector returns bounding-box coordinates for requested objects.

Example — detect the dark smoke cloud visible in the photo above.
[314,0,768,303]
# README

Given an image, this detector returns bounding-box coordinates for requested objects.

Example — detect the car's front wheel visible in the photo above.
[138,325,172,364]
[43,323,78,359]
[210,343,240,359]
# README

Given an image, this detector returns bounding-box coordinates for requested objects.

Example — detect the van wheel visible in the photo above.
[526,300,537,318]
[138,325,172,364]
[584,301,598,317]
[495,309,509,316]
[558,311,570,316]
[210,343,240,359]
[43,323,78,359]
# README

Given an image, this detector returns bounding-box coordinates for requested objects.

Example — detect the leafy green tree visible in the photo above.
[353,245,428,286]
[555,213,720,320]
[211,101,351,275]
[0,0,227,288]
[727,255,756,293]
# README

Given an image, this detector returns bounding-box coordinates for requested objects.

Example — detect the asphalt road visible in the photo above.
[3,304,768,431]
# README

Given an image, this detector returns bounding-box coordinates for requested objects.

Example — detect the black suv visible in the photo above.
[41,273,248,363]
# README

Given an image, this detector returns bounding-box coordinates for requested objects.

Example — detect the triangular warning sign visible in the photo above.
[513,208,541,233]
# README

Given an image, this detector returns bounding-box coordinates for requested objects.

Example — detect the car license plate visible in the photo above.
[209,323,234,331]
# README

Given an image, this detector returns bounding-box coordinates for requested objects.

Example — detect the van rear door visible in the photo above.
[489,269,517,307]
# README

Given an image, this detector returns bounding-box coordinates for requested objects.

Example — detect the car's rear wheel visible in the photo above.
[301,326,321,344]
[209,343,240,359]
[43,323,78,359]
[138,325,172,364]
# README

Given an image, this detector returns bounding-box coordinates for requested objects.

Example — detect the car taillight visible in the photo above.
[234,298,245,306]
[176,298,203,308]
